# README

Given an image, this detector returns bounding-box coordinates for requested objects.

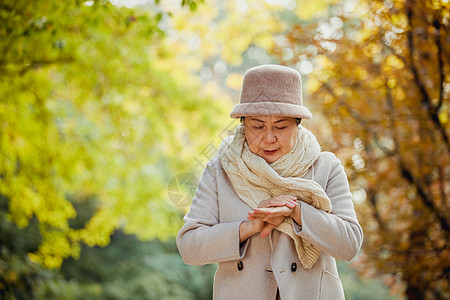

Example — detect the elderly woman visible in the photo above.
[177,65,363,300]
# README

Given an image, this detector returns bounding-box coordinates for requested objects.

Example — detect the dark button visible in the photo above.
[291,262,297,272]
[237,261,243,271]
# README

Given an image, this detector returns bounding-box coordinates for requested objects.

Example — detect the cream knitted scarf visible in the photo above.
[218,124,332,269]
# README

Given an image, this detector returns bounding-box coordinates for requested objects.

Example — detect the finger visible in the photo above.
[253,208,276,214]
[258,211,292,221]
[249,215,267,221]
[248,212,269,219]
[250,212,282,221]
[276,195,297,201]
[283,195,298,205]
[263,215,284,223]
[259,196,297,208]
[248,211,272,219]
[258,200,286,208]
[274,196,298,208]
[260,224,275,238]
[248,210,265,217]
[250,205,293,220]
[254,206,291,215]
[285,201,297,208]
[268,198,296,208]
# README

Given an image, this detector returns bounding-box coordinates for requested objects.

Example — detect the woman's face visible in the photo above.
[243,116,298,163]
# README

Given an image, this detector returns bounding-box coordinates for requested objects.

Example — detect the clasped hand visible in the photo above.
[247,195,300,238]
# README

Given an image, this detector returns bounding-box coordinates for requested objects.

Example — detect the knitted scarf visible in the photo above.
[218,124,332,269]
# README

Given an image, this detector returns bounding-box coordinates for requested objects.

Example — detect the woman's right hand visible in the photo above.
[240,218,280,241]
[239,218,266,242]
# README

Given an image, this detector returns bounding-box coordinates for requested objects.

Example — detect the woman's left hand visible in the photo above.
[248,206,292,238]
[248,205,294,223]
[247,195,299,237]
[257,195,298,210]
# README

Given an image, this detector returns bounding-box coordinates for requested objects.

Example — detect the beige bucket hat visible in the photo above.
[230,64,312,119]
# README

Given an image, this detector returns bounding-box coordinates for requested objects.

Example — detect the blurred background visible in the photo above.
[0,0,448,299]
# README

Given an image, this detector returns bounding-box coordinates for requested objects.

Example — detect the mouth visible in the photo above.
[263,149,278,155]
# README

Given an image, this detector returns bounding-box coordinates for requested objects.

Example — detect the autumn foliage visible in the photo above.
[0,0,228,270]
[273,0,449,299]
[1,0,448,299]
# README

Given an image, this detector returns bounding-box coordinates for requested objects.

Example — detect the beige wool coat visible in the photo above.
[177,151,363,300]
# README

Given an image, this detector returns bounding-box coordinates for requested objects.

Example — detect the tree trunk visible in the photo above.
[406,284,426,300]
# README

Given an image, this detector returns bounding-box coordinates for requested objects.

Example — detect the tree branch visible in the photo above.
[386,81,450,244]
[324,81,449,233]
[437,164,448,211]
[432,17,445,112]
[18,58,74,75]
[405,0,449,151]
[399,161,449,233]
[385,81,401,154]
[366,188,387,233]
[323,83,396,157]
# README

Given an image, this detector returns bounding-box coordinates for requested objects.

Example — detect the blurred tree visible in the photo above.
[337,261,403,300]
[0,0,229,270]
[273,0,449,299]
[0,194,216,299]
[3,0,444,299]
[61,231,216,300]
[0,194,102,299]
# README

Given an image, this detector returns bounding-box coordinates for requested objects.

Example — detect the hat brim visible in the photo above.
[229,102,313,119]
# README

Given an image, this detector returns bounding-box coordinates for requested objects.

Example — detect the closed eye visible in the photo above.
[276,127,287,130]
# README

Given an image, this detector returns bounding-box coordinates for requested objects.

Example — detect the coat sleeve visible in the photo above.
[176,159,250,266]
[292,152,363,261]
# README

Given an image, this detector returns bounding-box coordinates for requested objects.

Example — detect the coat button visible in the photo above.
[237,261,244,271]
[291,262,297,272]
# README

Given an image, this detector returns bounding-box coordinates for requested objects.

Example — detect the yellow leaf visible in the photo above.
[305,77,322,94]
[438,104,448,124]
[386,55,405,69]
[387,78,397,88]
[295,0,328,20]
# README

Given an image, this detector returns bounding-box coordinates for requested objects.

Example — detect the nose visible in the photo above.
[263,128,277,143]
